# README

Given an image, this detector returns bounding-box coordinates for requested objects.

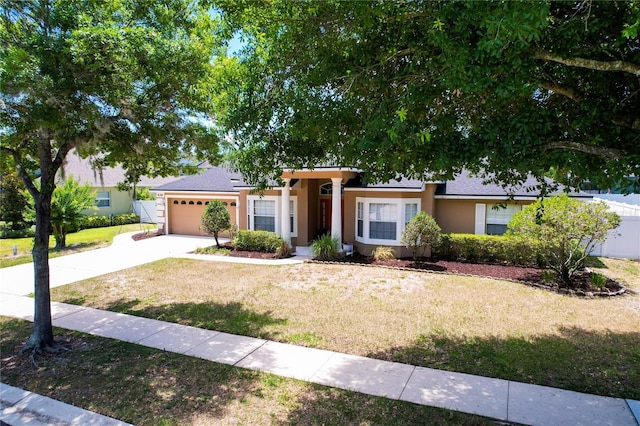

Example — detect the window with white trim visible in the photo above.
[253,199,276,232]
[96,191,110,208]
[355,197,421,245]
[486,204,522,235]
[246,195,297,236]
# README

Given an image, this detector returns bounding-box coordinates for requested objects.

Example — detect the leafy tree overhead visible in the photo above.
[200,200,231,248]
[508,195,620,287]
[215,1,639,191]
[0,1,222,353]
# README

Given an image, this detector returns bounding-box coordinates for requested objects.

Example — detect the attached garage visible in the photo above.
[167,197,238,236]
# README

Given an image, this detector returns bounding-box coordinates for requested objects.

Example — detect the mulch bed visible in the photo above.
[328,254,626,297]
[131,232,626,297]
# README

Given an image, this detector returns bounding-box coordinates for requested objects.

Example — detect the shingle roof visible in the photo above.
[436,170,590,197]
[152,166,247,192]
[62,151,179,187]
[345,175,424,190]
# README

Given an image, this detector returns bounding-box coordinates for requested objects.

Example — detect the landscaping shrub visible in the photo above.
[80,215,111,229]
[311,234,342,260]
[372,246,395,261]
[232,230,284,253]
[0,223,35,239]
[432,233,540,266]
[401,211,441,264]
[112,213,140,226]
[275,240,291,259]
[200,200,231,247]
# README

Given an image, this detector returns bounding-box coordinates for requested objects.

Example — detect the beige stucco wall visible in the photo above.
[82,187,134,217]
[434,198,535,234]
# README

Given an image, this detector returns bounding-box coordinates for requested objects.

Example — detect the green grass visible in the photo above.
[0,223,155,268]
[50,258,640,401]
[1,317,490,426]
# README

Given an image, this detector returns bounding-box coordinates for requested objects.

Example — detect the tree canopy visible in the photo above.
[0,0,222,351]
[214,0,639,191]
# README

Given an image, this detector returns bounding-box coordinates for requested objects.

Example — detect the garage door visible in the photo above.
[168,199,237,236]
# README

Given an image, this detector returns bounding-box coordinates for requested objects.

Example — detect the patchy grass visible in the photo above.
[588,257,640,291]
[0,224,155,268]
[1,317,490,426]
[50,258,640,400]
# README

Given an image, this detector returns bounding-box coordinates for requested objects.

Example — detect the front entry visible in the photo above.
[320,199,343,235]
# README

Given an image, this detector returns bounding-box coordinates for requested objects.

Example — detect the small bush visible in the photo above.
[194,246,231,256]
[372,246,395,261]
[112,213,140,226]
[275,240,291,259]
[0,223,35,239]
[311,234,342,260]
[432,233,541,266]
[590,272,608,288]
[80,215,111,229]
[232,230,284,253]
[541,270,556,284]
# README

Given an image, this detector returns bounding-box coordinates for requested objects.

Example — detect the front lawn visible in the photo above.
[49,257,640,400]
[0,224,156,268]
[1,317,491,425]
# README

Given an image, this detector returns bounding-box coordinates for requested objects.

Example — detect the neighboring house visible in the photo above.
[60,151,178,218]
[153,166,591,256]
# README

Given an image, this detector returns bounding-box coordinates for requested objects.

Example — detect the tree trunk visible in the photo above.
[23,191,55,352]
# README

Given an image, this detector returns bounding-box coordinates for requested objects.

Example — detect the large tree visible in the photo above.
[0,1,221,352]
[214,0,639,191]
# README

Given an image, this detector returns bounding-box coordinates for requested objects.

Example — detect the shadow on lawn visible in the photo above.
[364,326,640,401]
[85,298,288,340]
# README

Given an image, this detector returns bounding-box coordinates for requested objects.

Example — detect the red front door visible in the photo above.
[320,199,344,235]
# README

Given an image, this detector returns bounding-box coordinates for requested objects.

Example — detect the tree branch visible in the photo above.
[539,82,582,103]
[535,50,640,76]
[543,141,624,161]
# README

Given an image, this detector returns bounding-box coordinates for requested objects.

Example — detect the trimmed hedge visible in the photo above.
[432,233,543,266]
[80,213,140,230]
[232,230,284,253]
[112,213,140,226]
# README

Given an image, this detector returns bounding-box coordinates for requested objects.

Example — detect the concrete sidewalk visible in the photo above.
[1,233,639,425]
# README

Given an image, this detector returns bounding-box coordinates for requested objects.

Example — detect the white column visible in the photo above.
[281,178,291,244]
[331,177,342,244]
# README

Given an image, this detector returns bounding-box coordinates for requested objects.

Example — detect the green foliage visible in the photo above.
[372,246,395,261]
[508,195,621,287]
[0,0,222,349]
[590,273,608,289]
[201,201,231,248]
[135,187,156,201]
[112,213,140,226]
[0,223,35,239]
[216,1,639,192]
[311,234,342,261]
[432,234,541,266]
[49,177,97,248]
[232,230,284,253]
[81,215,112,230]
[0,172,29,230]
[401,212,441,264]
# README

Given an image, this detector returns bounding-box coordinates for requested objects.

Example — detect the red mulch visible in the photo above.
[130,232,626,296]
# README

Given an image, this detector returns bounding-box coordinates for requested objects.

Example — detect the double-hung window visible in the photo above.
[253,199,276,232]
[247,195,297,236]
[355,198,421,245]
[96,191,110,208]
[485,204,522,235]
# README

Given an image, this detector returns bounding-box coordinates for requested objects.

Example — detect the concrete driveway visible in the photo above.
[0,233,215,297]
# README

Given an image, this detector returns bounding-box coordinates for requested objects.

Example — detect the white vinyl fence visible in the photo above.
[132,200,157,224]
[591,214,640,260]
